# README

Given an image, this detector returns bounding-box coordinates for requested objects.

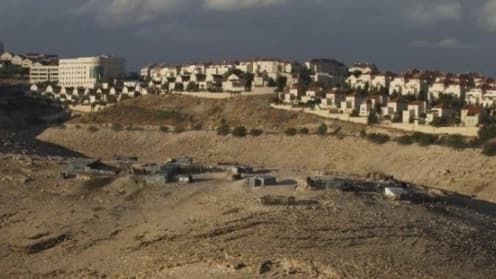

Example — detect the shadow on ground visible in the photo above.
[0,85,85,158]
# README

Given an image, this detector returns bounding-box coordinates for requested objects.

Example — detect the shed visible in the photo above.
[248,175,277,187]
[67,158,115,176]
[144,173,170,185]
[306,176,349,190]
[160,162,179,177]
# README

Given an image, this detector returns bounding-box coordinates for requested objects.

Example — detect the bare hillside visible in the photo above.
[71,94,364,131]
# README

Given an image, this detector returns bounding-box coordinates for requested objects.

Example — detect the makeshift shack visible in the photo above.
[248,175,277,187]
[144,173,171,185]
[66,158,116,177]
[306,176,350,190]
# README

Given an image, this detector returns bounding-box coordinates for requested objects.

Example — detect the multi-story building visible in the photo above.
[29,63,59,84]
[58,55,125,88]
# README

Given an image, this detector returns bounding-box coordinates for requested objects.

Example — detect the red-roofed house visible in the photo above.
[461,106,488,127]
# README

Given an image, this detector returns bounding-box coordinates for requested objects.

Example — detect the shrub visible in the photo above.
[482,142,496,156]
[299,127,309,135]
[478,125,496,142]
[366,133,390,144]
[193,123,203,131]
[111,123,123,131]
[175,125,186,133]
[75,124,82,129]
[285,128,297,136]
[317,123,328,136]
[367,111,379,125]
[232,126,247,138]
[217,124,230,136]
[160,126,170,132]
[396,135,413,145]
[88,126,99,133]
[360,129,367,138]
[250,128,264,137]
[127,125,144,131]
[441,134,466,150]
[411,132,438,146]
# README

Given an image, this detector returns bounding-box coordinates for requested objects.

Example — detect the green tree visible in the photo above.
[367,111,379,125]
[317,123,328,136]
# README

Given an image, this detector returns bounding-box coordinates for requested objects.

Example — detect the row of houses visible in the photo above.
[26,81,159,107]
[346,64,496,107]
[141,58,349,93]
[282,87,487,127]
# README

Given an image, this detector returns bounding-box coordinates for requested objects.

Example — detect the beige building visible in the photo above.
[29,63,59,84]
[59,55,125,88]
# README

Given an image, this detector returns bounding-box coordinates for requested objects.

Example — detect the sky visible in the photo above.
[1,0,495,75]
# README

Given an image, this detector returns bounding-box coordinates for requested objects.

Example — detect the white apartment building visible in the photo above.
[29,63,59,84]
[59,55,125,88]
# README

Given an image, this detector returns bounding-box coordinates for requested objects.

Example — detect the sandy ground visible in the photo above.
[1,153,495,278]
[39,128,496,202]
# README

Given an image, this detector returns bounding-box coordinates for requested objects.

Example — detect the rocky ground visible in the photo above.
[1,153,496,278]
[39,127,496,202]
[2,93,496,278]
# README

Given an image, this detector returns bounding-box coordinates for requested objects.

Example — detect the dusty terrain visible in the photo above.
[1,153,496,278]
[39,128,496,202]
[2,93,496,278]
[71,94,364,132]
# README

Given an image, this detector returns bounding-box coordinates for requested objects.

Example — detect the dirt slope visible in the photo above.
[39,128,496,202]
[71,94,365,131]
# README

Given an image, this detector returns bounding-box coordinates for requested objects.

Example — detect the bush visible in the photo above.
[299,127,309,135]
[217,124,230,136]
[175,125,186,133]
[360,130,367,138]
[159,126,170,132]
[367,111,379,125]
[441,134,466,150]
[366,133,390,144]
[75,124,82,129]
[478,125,496,142]
[232,126,247,138]
[285,128,297,136]
[396,135,413,145]
[411,132,438,146]
[88,126,99,133]
[192,123,203,131]
[250,128,264,137]
[482,142,496,156]
[127,125,144,131]
[317,123,328,136]
[111,123,123,131]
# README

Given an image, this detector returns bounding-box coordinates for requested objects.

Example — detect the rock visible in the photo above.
[259,260,273,274]
[441,169,451,175]
[234,263,246,270]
